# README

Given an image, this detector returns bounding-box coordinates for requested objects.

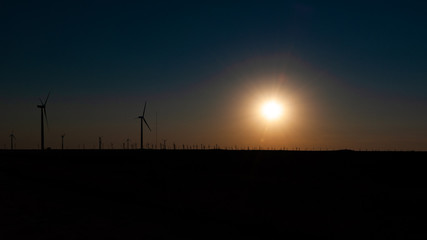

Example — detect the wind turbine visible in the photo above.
[162,139,167,150]
[9,131,16,150]
[61,134,65,150]
[37,92,50,150]
[137,102,151,150]
[98,136,102,150]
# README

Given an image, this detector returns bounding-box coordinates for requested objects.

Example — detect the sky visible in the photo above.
[1,1,427,150]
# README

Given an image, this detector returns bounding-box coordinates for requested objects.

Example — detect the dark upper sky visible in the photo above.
[1,1,427,150]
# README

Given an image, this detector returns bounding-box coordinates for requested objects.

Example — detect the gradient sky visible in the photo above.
[1,1,427,150]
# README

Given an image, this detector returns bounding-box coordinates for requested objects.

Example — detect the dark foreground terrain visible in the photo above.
[1,150,426,239]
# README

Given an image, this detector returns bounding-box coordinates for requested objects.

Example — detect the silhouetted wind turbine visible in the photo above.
[9,131,16,150]
[155,111,158,149]
[37,92,50,150]
[137,102,151,150]
[61,134,65,150]
[98,136,102,150]
[162,139,167,150]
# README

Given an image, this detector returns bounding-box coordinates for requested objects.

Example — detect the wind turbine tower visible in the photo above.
[61,134,65,150]
[37,92,50,150]
[9,132,16,150]
[162,139,167,150]
[137,102,151,149]
[98,137,102,150]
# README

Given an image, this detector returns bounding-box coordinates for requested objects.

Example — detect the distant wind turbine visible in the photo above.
[162,139,167,150]
[155,111,158,149]
[61,134,65,150]
[98,136,102,150]
[137,102,151,149]
[9,131,16,150]
[37,92,50,150]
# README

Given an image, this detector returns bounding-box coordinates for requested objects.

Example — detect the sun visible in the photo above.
[261,100,283,120]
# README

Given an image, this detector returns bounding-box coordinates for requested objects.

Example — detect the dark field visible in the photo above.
[1,150,426,239]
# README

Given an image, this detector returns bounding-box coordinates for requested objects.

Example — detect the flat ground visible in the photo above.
[0,150,426,239]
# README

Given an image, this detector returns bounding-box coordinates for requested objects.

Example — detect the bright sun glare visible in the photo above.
[261,100,283,120]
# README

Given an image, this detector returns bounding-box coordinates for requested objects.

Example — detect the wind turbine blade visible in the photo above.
[143,117,151,131]
[44,91,51,105]
[142,101,147,117]
[39,98,44,105]
[43,108,49,129]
